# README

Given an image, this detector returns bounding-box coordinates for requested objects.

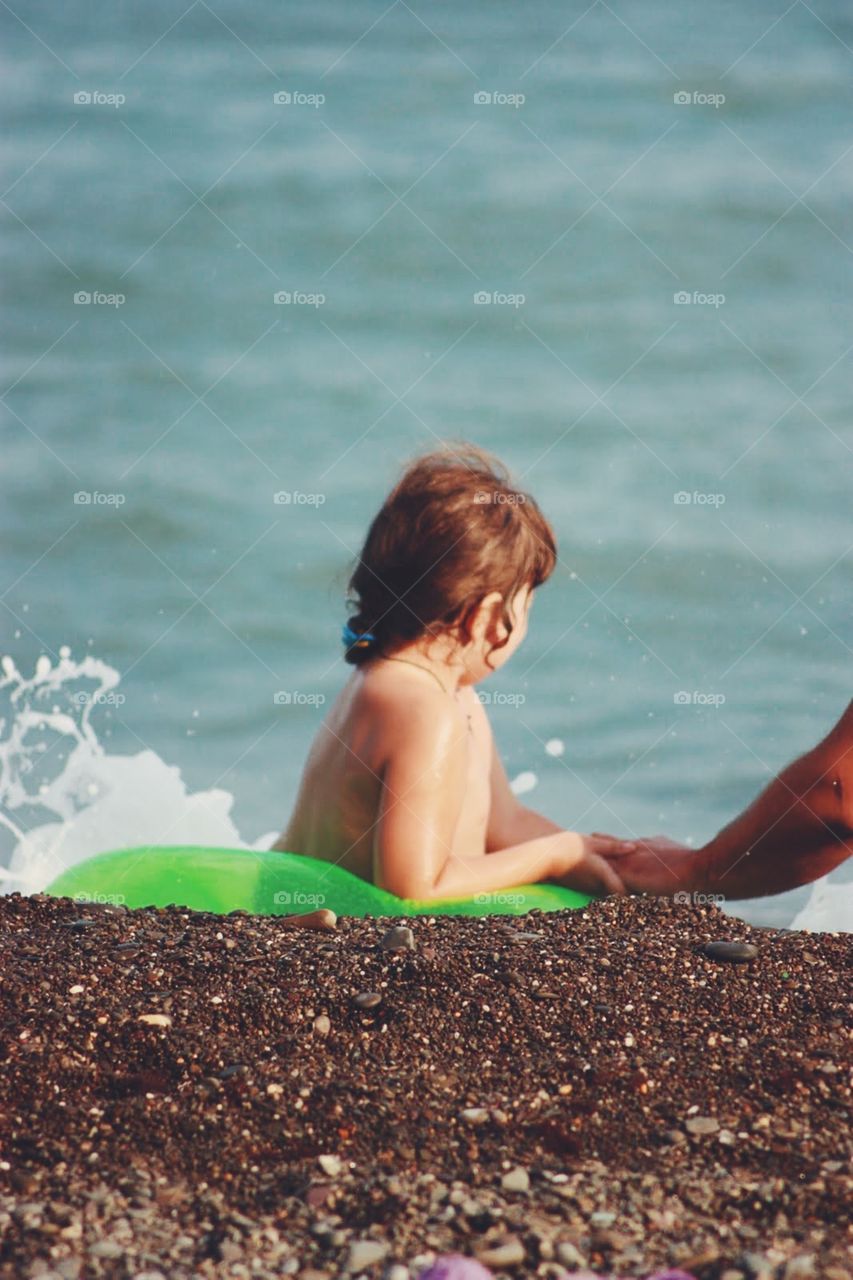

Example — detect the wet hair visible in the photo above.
[344,444,557,666]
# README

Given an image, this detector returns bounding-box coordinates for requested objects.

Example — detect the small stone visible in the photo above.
[590,1210,616,1227]
[500,1166,530,1193]
[313,1014,331,1035]
[346,1239,389,1271]
[703,940,759,963]
[459,1107,489,1126]
[556,1242,586,1268]
[88,1241,124,1259]
[137,1013,172,1027]
[317,1154,343,1177]
[353,991,382,1010]
[784,1257,815,1279]
[379,925,415,951]
[62,919,96,931]
[685,1115,719,1136]
[386,1267,410,1280]
[718,1128,737,1145]
[68,985,85,995]
[477,1237,525,1268]
[740,1252,773,1279]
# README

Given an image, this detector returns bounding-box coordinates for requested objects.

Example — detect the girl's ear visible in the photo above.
[469,591,506,646]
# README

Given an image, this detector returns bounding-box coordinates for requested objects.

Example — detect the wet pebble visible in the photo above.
[313,1014,331,1035]
[380,925,416,951]
[136,1013,172,1028]
[703,940,759,963]
[353,991,382,1010]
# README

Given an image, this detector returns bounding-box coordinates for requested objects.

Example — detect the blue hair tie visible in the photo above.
[342,623,376,649]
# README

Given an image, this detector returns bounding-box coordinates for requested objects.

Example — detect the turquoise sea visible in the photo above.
[2,0,851,928]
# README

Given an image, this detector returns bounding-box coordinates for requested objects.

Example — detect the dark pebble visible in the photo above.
[703,941,759,963]
[379,925,416,951]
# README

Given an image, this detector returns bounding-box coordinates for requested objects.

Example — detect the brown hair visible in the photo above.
[344,444,557,665]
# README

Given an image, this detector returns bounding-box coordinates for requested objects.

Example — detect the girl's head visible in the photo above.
[344,445,557,681]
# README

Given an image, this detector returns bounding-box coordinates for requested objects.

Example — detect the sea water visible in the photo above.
[1,649,849,931]
[2,1,851,929]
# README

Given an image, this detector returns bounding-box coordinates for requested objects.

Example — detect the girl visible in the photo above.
[272,446,637,899]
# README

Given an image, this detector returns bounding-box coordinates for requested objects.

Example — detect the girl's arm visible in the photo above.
[373,700,631,900]
[485,738,635,851]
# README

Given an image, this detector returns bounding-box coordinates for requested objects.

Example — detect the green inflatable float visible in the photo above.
[46,846,593,917]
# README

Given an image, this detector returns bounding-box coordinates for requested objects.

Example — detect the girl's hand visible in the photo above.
[551,832,637,896]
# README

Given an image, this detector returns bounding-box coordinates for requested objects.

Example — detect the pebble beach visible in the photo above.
[0,893,849,1280]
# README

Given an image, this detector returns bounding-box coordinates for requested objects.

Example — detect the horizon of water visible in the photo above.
[2,0,852,929]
